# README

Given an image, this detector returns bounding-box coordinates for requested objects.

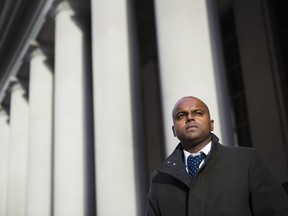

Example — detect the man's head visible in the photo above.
[172,96,214,152]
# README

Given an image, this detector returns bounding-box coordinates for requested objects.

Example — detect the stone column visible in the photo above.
[154,0,226,154]
[53,1,95,215]
[6,81,29,216]
[233,0,288,182]
[91,0,137,215]
[0,109,10,216]
[26,44,53,216]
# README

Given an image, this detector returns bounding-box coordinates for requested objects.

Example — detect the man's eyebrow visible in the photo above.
[173,110,187,116]
[175,109,206,115]
[175,110,187,114]
[193,108,204,112]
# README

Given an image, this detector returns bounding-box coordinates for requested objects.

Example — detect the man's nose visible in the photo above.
[187,113,194,121]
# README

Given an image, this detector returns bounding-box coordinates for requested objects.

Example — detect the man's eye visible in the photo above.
[177,114,186,119]
[194,111,203,116]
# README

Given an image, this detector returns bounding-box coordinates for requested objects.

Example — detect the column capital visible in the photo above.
[0,106,10,124]
[28,40,54,61]
[50,0,90,18]
[0,103,10,116]
[0,106,8,116]
[8,77,28,98]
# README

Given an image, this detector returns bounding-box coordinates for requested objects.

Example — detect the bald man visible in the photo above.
[146,96,288,216]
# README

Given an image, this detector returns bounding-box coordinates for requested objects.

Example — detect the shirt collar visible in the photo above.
[183,141,212,167]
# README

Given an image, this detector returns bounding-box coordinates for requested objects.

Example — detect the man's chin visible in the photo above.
[181,134,210,150]
[181,137,201,148]
[185,141,200,148]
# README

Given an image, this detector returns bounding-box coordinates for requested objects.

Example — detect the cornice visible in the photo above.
[0,0,22,52]
[0,0,55,103]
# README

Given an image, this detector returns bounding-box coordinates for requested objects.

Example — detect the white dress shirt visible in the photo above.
[183,141,212,172]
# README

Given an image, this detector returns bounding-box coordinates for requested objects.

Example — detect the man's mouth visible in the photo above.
[186,124,198,130]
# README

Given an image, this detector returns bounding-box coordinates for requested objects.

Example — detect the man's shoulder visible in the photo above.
[215,143,260,158]
[211,133,258,155]
[218,144,256,152]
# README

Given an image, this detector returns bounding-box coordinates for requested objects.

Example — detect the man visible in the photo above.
[146,96,288,216]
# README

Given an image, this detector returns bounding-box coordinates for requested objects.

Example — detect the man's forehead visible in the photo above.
[176,97,206,107]
[172,97,209,114]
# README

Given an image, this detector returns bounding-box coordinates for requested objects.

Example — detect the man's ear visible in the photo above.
[210,119,214,131]
[172,126,176,137]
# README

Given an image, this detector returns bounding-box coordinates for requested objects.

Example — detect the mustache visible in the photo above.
[186,123,199,129]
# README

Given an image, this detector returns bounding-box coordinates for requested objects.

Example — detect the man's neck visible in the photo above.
[187,142,208,153]
[183,137,212,153]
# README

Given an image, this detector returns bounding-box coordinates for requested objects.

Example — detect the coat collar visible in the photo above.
[157,133,220,187]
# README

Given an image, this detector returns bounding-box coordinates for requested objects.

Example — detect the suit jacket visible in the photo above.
[146,134,288,216]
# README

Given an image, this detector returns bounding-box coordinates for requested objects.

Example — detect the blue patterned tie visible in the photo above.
[187,153,206,179]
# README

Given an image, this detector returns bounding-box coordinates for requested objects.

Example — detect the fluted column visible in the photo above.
[6,81,29,216]
[154,0,227,154]
[91,0,137,215]
[53,1,95,215]
[0,109,10,216]
[26,44,53,216]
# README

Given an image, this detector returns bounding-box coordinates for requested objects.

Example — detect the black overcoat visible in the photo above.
[146,134,288,216]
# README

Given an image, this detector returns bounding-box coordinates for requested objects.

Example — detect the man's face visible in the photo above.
[172,97,214,148]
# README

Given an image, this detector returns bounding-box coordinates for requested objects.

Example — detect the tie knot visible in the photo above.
[187,153,206,179]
